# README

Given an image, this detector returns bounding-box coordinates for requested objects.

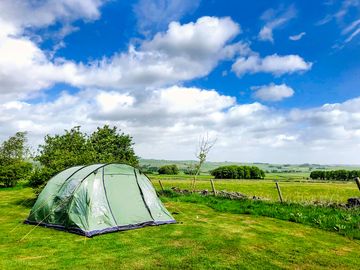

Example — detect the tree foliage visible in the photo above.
[28,166,57,194]
[37,126,94,173]
[158,165,179,175]
[0,132,29,165]
[211,165,265,179]
[139,164,159,174]
[31,125,138,189]
[0,132,32,187]
[90,125,138,165]
[310,170,360,181]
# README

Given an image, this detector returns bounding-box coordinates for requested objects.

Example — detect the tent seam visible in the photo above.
[133,169,155,221]
[102,166,119,226]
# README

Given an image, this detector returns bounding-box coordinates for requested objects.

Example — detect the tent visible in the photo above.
[25,163,175,237]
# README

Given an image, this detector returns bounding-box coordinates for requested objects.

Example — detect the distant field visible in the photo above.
[140,159,360,174]
[150,172,309,181]
[150,178,359,203]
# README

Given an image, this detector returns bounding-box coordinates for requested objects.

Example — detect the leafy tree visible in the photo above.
[28,167,56,194]
[0,132,29,165]
[37,126,94,173]
[211,165,265,179]
[0,132,32,187]
[158,165,179,175]
[32,125,139,190]
[90,125,138,166]
[0,161,32,187]
[310,170,360,181]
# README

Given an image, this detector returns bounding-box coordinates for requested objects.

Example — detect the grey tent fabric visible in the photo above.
[25,163,175,237]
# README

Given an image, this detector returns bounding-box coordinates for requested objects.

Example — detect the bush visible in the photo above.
[158,164,179,175]
[28,167,56,188]
[0,161,32,187]
[183,164,198,175]
[139,165,159,174]
[211,165,265,179]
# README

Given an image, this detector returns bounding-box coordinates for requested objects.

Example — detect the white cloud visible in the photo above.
[289,32,306,41]
[1,86,360,164]
[70,16,241,90]
[158,86,235,114]
[92,86,235,125]
[317,1,360,46]
[232,54,312,77]
[342,18,360,44]
[342,19,360,43]
[1,2,359,164]
[0,0,106,100]
[0,0,105,33]
[0,15,241,100]
[96,92,135,114]
[252,83,294,102]
[258,5,296,42]
[335,0,359,21]
[342,18,360,34]
[345,28,360,43]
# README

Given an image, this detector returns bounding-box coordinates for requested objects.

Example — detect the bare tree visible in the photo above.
[191,133,216,191]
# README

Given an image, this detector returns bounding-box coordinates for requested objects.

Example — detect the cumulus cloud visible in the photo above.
[0,0,106,100]
[289,32,306,41]
[0,32,79,100]
[252,83,294,102]
[1,85,360,163]
[91,86,235,126]
[232,54,312,77]
[0,15,241,100]
[68,16,241,90]
[258,5,296,42]
[1,1,358,164]
[0,0,105,33]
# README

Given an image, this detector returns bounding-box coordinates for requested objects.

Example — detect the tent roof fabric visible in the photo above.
[25,163,175,237]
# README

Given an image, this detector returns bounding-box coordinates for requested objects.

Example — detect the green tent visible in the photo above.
[25,164,175,237]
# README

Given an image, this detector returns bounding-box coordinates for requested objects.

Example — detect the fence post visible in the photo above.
[275,182,283,203]
[158,180,164,192]
[355,177,360,192]
[210,179,217,196]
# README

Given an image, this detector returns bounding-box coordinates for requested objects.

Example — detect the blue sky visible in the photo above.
[0,0,360,163]
[43,0,360,108]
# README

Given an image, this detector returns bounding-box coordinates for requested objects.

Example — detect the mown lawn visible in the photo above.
[150,178,359,203]
[1,187,359,269]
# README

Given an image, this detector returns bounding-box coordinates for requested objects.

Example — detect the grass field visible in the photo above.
[1,187,360,269]
[161,191,360,239]
[150,178,359,203]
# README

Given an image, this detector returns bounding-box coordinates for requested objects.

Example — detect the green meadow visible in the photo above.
[150,178,359,203]
[1,186,359,269]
